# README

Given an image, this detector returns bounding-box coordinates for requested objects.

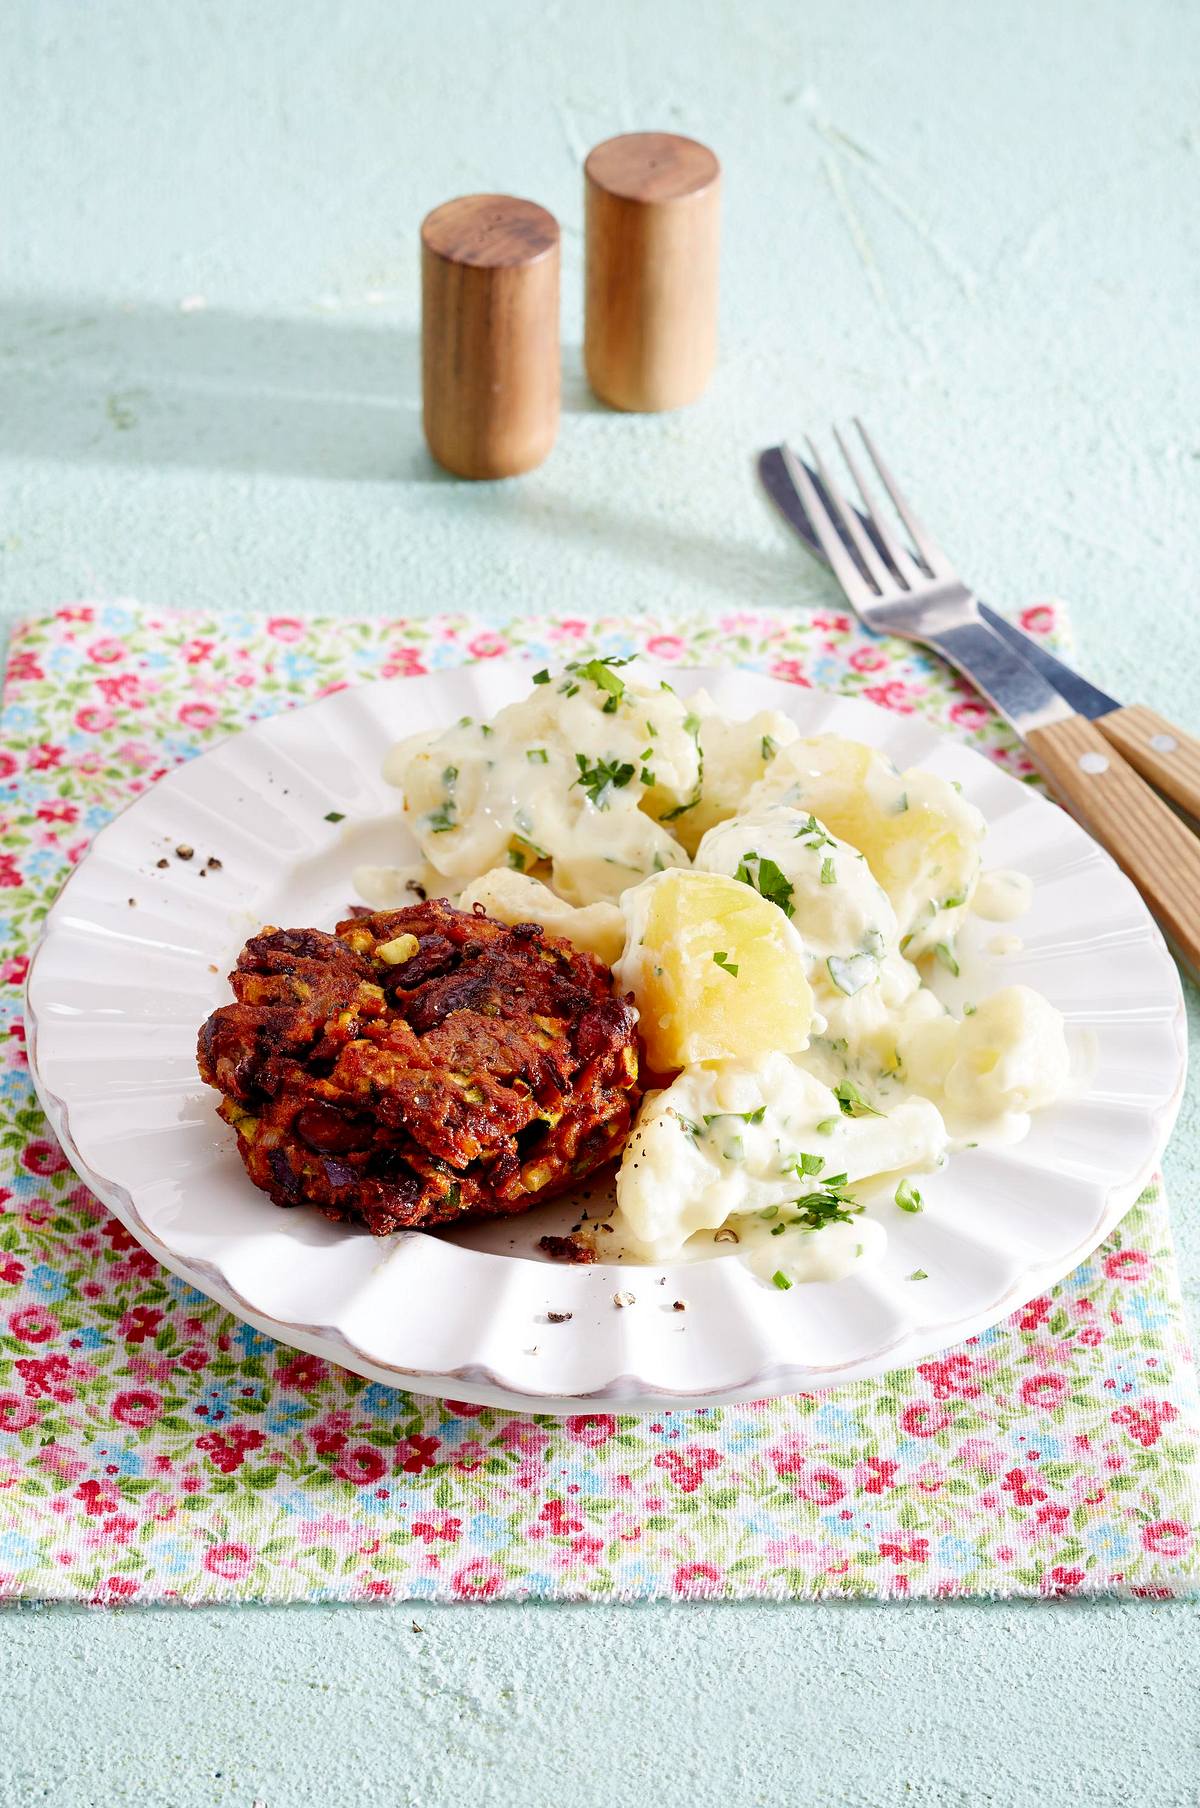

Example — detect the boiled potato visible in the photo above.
[382,664,698,901]
[615,869,813,1071]
[747,735,984,958]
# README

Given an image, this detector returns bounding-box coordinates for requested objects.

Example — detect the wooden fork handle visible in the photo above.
[1093,705,1200,821]
[1026,713,1200,972]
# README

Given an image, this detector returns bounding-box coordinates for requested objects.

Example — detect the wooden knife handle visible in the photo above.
[1094,704,1200,821]
[1025,713,1200,972]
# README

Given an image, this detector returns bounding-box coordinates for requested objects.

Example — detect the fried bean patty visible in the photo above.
[196,900,640,1236]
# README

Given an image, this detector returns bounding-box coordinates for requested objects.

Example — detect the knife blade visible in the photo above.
[757,445,1121,721]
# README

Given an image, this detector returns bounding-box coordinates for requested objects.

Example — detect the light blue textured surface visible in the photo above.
[1,2,1199,1803]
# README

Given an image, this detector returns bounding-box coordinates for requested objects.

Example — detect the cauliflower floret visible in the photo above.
[901,986,1070,1134]
[612,1051,947,1260]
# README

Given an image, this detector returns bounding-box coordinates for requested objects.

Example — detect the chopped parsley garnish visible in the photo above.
[507,848,526,871]
[512,807,549,858]
[733,851,795,919]
[323,810,345,823]
[761,734,778,761]
[562,655,635,713]
[934,942,960,977]
[780,1149,826,1179]
[574,753,635,808]
[790,1187,861,1231]
[527,747,549,764]
[532,669,550,684]
[894,1178,923,1214]
[640,767,656,787]
[816,1117,838,1135]
[759,1205,780,1221]
[703,1107,764,1128]
[963,1001,977,1016]
[457,714,474,727]
[712,950,739,978]
[826,952,878,995]
[942,893,966,909]
[794,813,836,852]
[833,1079,883,1119]
[772,1270,793,1291]
[512,830,551,861]
[671,1111,704,1141]
[660,711,704,822]
[909,1268,929,1281]
[820,856,837,886]
[426,801,457,833]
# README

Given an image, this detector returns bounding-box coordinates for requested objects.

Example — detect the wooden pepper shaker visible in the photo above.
[421,194,560,479]
[584,132,721,413]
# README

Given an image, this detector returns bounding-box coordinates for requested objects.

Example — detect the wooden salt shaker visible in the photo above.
[584,132,721,413]
[421,194,560,479]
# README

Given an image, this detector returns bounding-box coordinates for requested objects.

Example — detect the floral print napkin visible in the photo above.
[0,600,1196,1602]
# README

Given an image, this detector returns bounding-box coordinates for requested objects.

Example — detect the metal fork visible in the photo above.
[781,424,1200,971]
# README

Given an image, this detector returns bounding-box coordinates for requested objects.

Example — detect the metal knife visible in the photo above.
[759,445,1200,819]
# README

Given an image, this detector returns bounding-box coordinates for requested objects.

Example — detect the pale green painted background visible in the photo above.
[2,2,1199,1803]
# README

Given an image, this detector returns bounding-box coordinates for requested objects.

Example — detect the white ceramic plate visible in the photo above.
[26,663,1187,1411]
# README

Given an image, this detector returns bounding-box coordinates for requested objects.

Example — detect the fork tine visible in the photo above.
[779,443,873,604]
[831,426,923,587]
[853,419,951,576]
[805,437,895,594]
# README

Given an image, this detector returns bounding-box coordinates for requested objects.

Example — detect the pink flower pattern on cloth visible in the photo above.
[0,601,1197,1603]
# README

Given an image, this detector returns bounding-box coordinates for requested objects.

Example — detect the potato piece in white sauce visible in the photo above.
[457,868,626,965]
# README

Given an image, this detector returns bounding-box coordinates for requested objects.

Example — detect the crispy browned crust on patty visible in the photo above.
[196,900,640,1236]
